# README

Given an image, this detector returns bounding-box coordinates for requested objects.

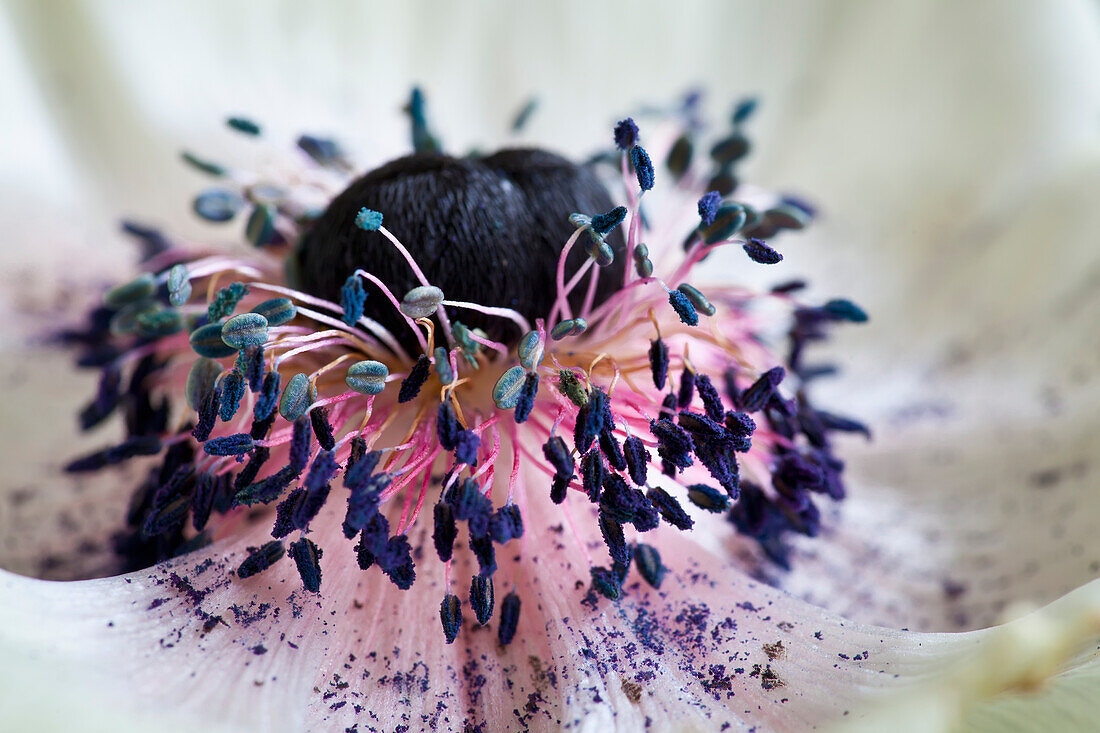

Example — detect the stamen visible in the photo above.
[498,591,521,645]
[629,146,655,192]
[634,543,666,589]
[288,537,322,593]
[687,483,730,512]
[279,373,313,421]
[340,275,367,326]
[823,298,869,323]
[470,575,494,625]
[740,366,785,412]
[309,407,336,451]
[433,502,457,562]
[513,373,539,424]
[218,369,246,422]
[208,282,250,321]
[400,286,445,320]
[646,487,694,530]
[590,566,621,601]
[189,323,238,359]
[345,360,389,396]
[677,284,716,317]
[613,118,639,150]
[185,357,223,411]
[667,135,693,180]
[354,207,384,232]
[492,366,527,410]
[743,238,783,265]
[250,298,297,326]
[203,433,254,457]
[398,355,432,403]
[236,541,285,579]
[668,288,699,326]
[440,593,462,644]
[697,191,721,226]
[701,204,747,244]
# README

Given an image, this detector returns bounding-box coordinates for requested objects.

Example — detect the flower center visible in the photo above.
[292,149,626,352]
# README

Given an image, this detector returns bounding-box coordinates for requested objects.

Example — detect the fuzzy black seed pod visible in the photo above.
[293,150,626,351]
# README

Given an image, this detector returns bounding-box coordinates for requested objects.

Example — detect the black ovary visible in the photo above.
[293,149,626,353]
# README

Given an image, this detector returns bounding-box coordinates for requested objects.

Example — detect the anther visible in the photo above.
[226,116,261,136]
[354,207,384,232]
[697,191,721,227]
[668,289,699,326]
[440,594,462,644]
[251,298,297,326]
[630,145,655,192]
[236,541,285,579]
[493,365,527,410]
[189,322,238,359]
[340,275,366,326]
[203,433,254,457]
[498,591,521,646]
[590,206,627,236]
[687,483,730,513]
[590,566,622,601]
[433,502,457,562]
[676,283,715,317]
[310,407,336,451]
[398,354,432,403]
[513,372,539,424]
[823,299,869,323]
[614,118,639,150]
[185,357,223,411]
[400,285,445,320]
[667,134,693,179]
[470,575,495,625]
[279,373,313,421]
[623,436,650,486]
[433,347,453,385]
[288,537,323,593]
[517,331,544,371]
[634,543,667,589]
[646,487,694,530]
[207,282,249,321]
[345,360,389,396]
[701,204,747,244]
[219,368,246,422]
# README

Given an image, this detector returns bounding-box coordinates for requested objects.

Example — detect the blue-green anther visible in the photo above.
[345,360,389,396]
[185,358,224,411]
[221,313,269,350]
[109,301,156,336]
[550,318,588,341]
[167,264,191,307]
[167,264,188,293]
[400,285,445,320]
[452,322,480,354]
[702,204,747,245]
[557,369,589,407]
[492,366,527,410]
[181,151,226,178]
[279,373,312,420]
[189,322,237,358]
[169,280,192,307]
[517,331,544,371]
[246,203,278,246]
[433,347,453,385]
[632,243,654,278]
[104,273,156,309]
[251,298,297,326]
[193,188,244,223]
[676,284,716,317]
[136,307,184,337]
[586,240,615,267]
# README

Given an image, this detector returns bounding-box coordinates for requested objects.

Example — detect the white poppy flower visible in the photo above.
[1,3,1099,732]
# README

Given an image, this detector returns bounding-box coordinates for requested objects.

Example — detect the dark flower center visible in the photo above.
[292,148,626,352]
